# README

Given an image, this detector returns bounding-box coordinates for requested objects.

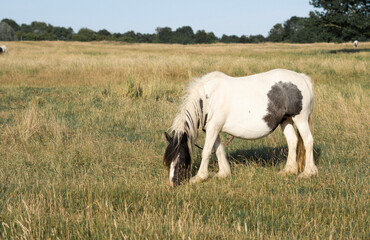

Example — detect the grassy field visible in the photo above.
[0,41,369,239]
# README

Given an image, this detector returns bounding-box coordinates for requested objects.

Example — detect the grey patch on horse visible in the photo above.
[263,81,303,130]
[198,98,203,129]
[199,98,203,116]
[203,113,208,131]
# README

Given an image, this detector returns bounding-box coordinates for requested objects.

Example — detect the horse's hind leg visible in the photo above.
[213,135,231,178]
[293,117,318,178]
[279,118,298,175]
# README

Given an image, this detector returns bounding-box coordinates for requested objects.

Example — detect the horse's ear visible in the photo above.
[164,132,172,142]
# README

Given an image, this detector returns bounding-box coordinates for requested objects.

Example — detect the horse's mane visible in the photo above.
[170,71,226,151]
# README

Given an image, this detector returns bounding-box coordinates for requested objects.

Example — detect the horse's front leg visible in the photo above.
[213,135,231,178]
[190,125,220,184]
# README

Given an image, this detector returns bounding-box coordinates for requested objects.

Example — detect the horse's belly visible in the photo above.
[222,117,272,140]
[219,96,272,139]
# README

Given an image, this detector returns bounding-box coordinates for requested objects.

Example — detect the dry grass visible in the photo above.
[0,41,369,239]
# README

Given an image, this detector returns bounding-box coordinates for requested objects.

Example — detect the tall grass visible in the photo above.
[0,41,369,239]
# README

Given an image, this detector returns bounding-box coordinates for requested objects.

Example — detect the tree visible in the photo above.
[268,23,285,42]
[73,28,97,41]
[112,33,123,39]
[220,34,240,43]
[283,16,306,40]
[155,27,173,43]
[136,33,155,43]
[267,14,334,43]
[0,21,17,41]
[206,32,218,43]
[97,29,111,37]
[19,23,32,33]
[194,30,217,43]
[248,34,265,43]
[172,26,195,44]
[291,13,331,43]
[310,0,370,41]
[53,27,74,40]
[1,18,20,31]
[239,35,249,43]
[195,30,208,43]
[30,21,48,34]
[119,31,137,42]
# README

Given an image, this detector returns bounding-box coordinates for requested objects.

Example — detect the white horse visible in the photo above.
[164,69,317,187]
[0,45,8,54]
[353,40,358,48]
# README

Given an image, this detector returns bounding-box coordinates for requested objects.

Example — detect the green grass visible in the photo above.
[0,42,369,239]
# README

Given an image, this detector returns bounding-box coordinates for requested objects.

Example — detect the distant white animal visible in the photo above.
[353,40,358,48]
[0,45,8,54]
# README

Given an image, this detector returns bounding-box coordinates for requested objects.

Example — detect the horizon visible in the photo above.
[2,0,316,38]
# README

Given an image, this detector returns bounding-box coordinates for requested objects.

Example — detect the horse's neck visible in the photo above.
[171,78,211,146]
[173,110,197,140]
[172,102,204,148]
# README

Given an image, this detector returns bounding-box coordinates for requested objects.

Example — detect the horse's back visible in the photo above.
[236,69,313,108]
[245,69,311,86]
[202,69,312,90]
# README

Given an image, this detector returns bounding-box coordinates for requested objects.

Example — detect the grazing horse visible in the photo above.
[164,69,318,187]
[353,40,358,48]
[0,45,8,54]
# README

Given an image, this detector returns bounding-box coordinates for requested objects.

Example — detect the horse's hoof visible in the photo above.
[298,168,318,179]
[298,172,312,179]
[278,167,298,176]
[214,171,231,179]
[189,175,207,184]
[278,171,289,176]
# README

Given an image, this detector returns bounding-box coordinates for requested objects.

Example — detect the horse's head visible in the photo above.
[163,132,191,187]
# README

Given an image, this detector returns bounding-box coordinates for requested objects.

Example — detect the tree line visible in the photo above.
[0,20,266,44]
[1,0,368,43]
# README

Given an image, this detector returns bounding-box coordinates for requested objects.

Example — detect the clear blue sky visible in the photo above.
[3,0,316,37]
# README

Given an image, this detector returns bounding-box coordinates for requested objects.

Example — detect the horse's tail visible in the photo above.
[297,74,314,173]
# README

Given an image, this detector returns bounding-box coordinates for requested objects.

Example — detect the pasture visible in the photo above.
[0,41,369,239]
